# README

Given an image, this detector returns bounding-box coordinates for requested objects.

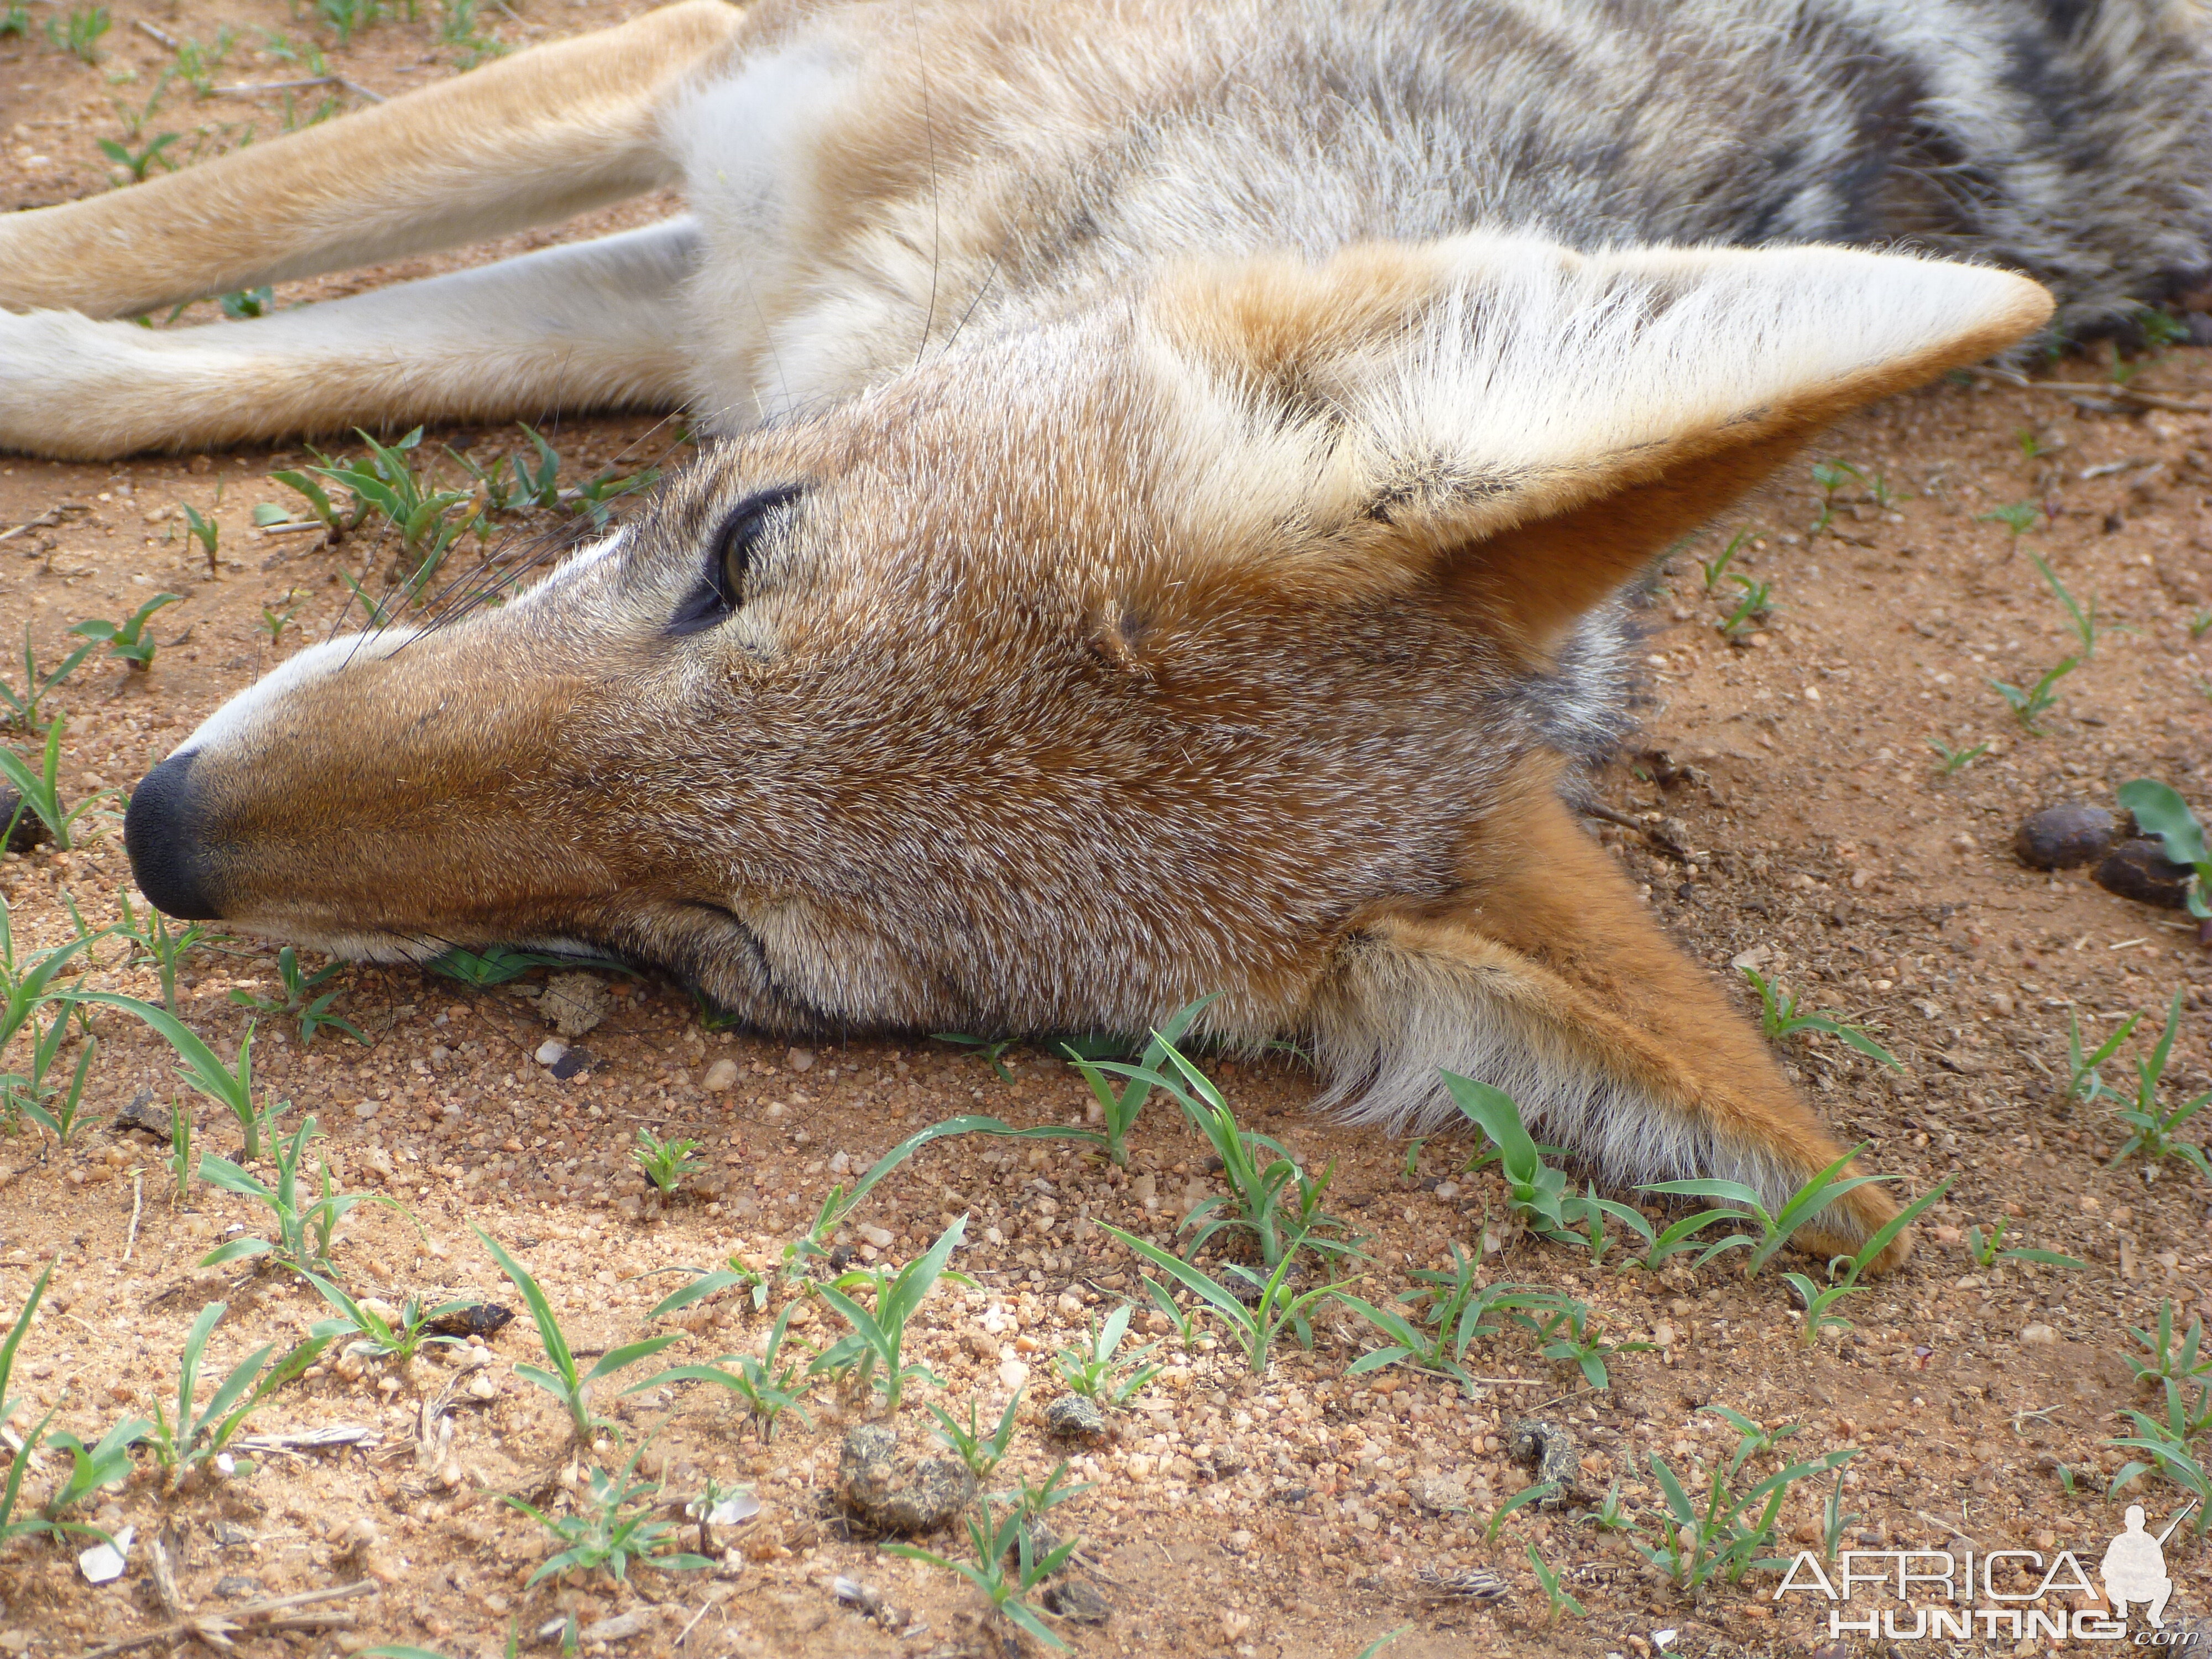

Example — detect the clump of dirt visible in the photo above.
[3,5,2211,1657]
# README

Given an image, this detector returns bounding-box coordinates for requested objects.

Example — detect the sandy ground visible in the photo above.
[3,4,2211,1657]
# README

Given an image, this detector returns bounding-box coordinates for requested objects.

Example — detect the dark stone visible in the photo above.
[838,1426,974,1534]
[2093,839,2194,909]
[0,785,50,853]
[212,1575,261,1599]
[2014,802,2118,869]
[549,1046,592,1080]
[113,1089,169,1136]
[420,1302,513,1339]
[1042,1582,1112,1624]
[1044,1394,1107,1441]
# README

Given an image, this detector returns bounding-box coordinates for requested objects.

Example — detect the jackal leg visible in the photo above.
[1312,765,1908,1267]
[0,0,740,319]
[0,219,698,457]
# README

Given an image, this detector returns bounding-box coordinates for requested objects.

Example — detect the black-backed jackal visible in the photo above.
[4,0,2209,1262]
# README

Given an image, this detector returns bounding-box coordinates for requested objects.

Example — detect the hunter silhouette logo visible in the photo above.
[1776,1499,2199,1644]
[2104,1501,2198,1629]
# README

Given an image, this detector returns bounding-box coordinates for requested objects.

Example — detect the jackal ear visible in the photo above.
[1145,237,2052,655]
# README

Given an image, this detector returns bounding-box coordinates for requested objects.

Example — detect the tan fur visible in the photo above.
[7,0,2172,1271]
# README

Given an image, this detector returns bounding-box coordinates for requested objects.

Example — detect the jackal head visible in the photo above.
[126,236,2046,1091]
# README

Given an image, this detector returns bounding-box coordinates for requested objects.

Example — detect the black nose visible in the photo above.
[124,750,223,920]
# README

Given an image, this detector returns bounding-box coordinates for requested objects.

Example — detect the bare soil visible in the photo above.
[4,6,2212,1658]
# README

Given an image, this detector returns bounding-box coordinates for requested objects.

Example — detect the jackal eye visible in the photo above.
[668,487,800,636]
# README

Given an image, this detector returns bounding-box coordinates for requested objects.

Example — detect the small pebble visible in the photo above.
[839,1425,974,1533]
[534,1038,568,1067]
[787,1047,815,1071]
[0,786,51,854]
[540,972,610,1037]
[2013,802,2117,869]
[701,1057,738,1091]
[550,1046,593,1080]
[1045,1395,1107,1441]
[2021,1323,2060,1345]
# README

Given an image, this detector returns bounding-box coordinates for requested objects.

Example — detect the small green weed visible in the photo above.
[1718,572,1773,638]
[2125,1301,2210,1386]
[2,1004,96,1146]
[314,0,383,47]
[312,429,479,595]
[1928,738,1989,776]
[1512,1296,1652,1390]
[229,945,363,1045]
[1639,1144,1900,1280]
[2106,1381,2212,1533]
[1990,656,2076,734]
[2103,990,2210,1180]
[478,1229,681,1440]
[633,1126,705,1196]
[1103,1224,1344,1376]
[219,285,273,320]
[1526,1544,1587,1623]
[2066,1006,2138,1107]
[2032,553,2117,661]
[111,893,209,1017]
[1964,1217,2087,1271]
[40,1414,149,1533]
[436,0,503,67]
[1443,1073,1571,1233]
[258,589,306,644]
[1979,500,2041,550]
[0,627,95,733]
[503,1444,712,1585]
[1809,460,1860,534]
[631,1302,815,1443]
[267,457,368,540]
[926,1390,1021,1481]
[1060,994,1212,1166]
[1,718,110,851]
[165,1099,192,1203]
[172,27,237,96]
[1697,528,1750,593]
[0,904,99,1069]
[812,1218,970,1411]
[73,993,274,1156]
[1781,1178,1953,1344]
[1053,1305,1160,1404]
[197,1114,418,1277]
[1113,1036,1352,1274]
[1739,966,1903,1070]
[424,944,627,987]
[44,3,109,62]
[882,1487,1081,1652]
[97,129,179,181]
[72,591,182,672]
[1140,1276,1203,1352]
[1637,1418,1856,1589]
[932,1030,1018,1082]
[142,1301,330,1486]
[650,1114,1046,1319]
[1340,1249,1556,1394]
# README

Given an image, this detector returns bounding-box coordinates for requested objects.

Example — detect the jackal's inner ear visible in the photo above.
[1147,237,2053,658]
